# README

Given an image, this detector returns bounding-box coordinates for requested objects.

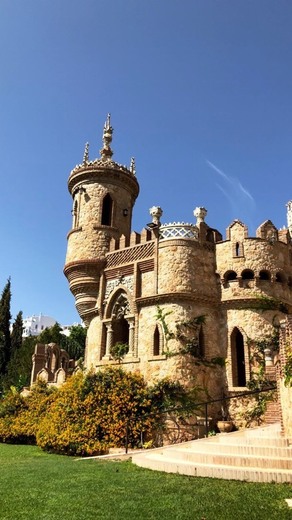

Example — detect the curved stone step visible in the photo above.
[132,452,292,483]
[132,423,292,483]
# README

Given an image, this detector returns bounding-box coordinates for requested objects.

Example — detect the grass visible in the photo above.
[0,444,291,520]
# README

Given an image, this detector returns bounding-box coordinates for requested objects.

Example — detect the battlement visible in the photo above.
[109,228,156,252]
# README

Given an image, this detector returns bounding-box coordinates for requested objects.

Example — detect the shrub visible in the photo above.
[0,381,56,444]
[0,367,194,456]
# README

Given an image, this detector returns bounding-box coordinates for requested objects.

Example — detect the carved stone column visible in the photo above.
[103,323,113,360]
[126,318,135,358]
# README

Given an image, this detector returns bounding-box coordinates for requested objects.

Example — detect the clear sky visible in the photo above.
[1,0,292,324]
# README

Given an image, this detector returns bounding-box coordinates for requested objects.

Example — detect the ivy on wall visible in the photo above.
[155,306,225,367]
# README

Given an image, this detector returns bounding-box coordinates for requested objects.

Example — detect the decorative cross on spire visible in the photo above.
[100,113,113,160]
[83,142,89,164]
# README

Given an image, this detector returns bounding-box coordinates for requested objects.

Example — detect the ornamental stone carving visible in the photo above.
[104,275,134,301]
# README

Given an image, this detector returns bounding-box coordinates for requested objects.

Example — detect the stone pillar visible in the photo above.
[103,323,113,360]
[264,348,273,367]
[126,319,135,357]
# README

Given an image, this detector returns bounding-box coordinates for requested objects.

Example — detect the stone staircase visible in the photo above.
[132,423,292,483]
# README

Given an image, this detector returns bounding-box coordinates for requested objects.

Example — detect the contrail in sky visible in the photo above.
[206,159,256,229]
[206,159,254,204]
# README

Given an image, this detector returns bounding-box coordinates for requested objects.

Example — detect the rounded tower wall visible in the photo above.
[217,238,292,274]
[217,238,292,306]
[158,239,220,301]
[66,179,136,265]
[223,307,284,390]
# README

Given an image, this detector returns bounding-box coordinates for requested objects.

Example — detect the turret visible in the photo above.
[64,115,139,323]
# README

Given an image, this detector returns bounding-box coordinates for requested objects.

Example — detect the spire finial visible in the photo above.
[100,113,113,160]
[287,200,292,235]
[130,157,136,175]
[83,142,89,164]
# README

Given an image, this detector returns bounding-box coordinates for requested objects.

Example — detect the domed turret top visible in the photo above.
[70,115,136,178]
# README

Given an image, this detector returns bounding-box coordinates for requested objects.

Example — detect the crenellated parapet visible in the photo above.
[216,218,292,310]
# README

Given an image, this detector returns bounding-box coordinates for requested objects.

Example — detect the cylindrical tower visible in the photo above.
[64,115,139,323]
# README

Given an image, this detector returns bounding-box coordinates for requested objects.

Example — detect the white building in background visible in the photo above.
[22,314,56,337]
[22,314,84,338]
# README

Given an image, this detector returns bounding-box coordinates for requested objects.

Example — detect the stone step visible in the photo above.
[166,447,292,470]
[133,452,292,483]
[132,423,292,483]
[217,432,289,447]
[177,440,292,458]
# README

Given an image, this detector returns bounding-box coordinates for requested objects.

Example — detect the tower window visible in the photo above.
[231,328,246,387]
[259,270,270,281]
[275,272,285,283]
[101,194,113,226]
[72,200,78,228]
[198,326,205,358]
[153,326,160,356]
[241,269,254,280]
[224,271,237,282]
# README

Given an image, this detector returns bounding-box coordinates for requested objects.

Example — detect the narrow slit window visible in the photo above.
[101,194,113,226]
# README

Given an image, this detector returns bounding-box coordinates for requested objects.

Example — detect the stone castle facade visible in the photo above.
[63,115,292,403]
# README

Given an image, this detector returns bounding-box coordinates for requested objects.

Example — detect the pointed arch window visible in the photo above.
[72,200,78,228]
[153,326,160,356]
[198,326,205,358]
[230,328,246,387]
[101,193,113,226]
[103,291,135,360]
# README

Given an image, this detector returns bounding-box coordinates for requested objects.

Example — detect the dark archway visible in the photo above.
[112,315,129,345]
[224,271,237,282]
[259,270,271,281]
[231,328,246,387]
[241,269,254,280]
[198,326,205,357]
[153,326,160,356]
[101,193,113,226]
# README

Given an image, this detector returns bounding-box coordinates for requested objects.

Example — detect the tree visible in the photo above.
[11,311,23,355]
[37,322,86,360]
[0,279,12,375]
[37,322,64,345]
[65,324,87,360]
[4,336,36,391]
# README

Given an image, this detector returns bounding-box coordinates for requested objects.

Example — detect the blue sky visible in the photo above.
[1,0,292,324]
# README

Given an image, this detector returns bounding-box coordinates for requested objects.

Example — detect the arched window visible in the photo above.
[198,326,205,358]
[72,200,78,228]
[275,272,285,283]
[153,326,160,356]
[224,271,237,282]
[231,328,246,387]
[241,269,254,280]
[112,315,129,345]
[259,270,270,281]
[101,193,113,226]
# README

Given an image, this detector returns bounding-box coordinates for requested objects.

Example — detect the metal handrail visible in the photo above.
[124,385,276,453]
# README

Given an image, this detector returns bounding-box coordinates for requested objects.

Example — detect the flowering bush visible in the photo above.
[0,367,190,456]
[0,381,55,444]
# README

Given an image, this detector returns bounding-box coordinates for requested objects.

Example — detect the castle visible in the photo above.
[63,115,292,405]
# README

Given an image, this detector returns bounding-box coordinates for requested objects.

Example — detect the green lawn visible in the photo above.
[0,444,291,520]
